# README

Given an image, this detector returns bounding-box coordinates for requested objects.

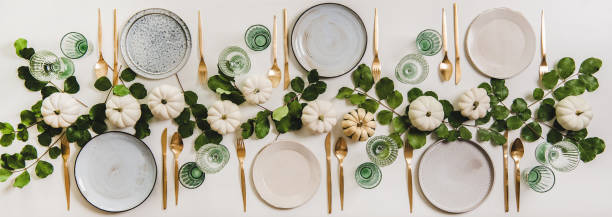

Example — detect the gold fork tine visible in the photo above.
[236,138,247,212]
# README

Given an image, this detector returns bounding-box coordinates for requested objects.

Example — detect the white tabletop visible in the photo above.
[1,0,611,216]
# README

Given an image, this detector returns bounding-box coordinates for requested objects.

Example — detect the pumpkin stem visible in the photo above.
[161,99,167,104]
[54,110,60,115]
[576,110,583,116]
[472,101,479,110]
[114,108,123,112]
[318,115,324,121]
[221,114,227,120]
[254,88,260,94]
[426,111,431,117]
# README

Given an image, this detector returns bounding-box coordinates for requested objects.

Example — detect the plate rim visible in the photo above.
[251,140,321,209]
[73,131,157,213]
[290,2,367,79]
[417,139,495,213]
[120,8,192,79]
[465,7,535,79]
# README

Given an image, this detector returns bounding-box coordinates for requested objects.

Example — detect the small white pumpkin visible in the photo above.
[207,100,241,135]
[106,95,141,128]
[408,96,444,131]
[147,85,185,120]
[239,75,273,104]
[342,108,376,141]
[457,88,491,120]
[41,92,81,128]
[301,100,337,134]
[555,96,593,131]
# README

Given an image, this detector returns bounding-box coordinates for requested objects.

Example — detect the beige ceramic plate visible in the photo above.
[252,140,321,209]
[418,139,494,213]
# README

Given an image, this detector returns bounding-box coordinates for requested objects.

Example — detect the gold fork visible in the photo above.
[267,15,281,87]
[236,138,247,212]
[198,10,208,84]
[539,10,548,82]
[371,8,381,82]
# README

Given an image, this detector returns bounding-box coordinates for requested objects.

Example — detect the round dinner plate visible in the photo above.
[252,140,321,209]
[120,8,191,79]
[292,3,367,78]
[418,140,494,213]
[74,131,156,212]
[466,8,535,79]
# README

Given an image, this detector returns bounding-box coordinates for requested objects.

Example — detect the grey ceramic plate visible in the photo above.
[292,3,367,78]
[120,8,192,79]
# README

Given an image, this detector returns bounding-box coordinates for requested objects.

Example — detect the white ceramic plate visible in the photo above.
[74,131,156,212]
[120,8,191,79]
[292,3,367,78]
[466,8,535,79]
[252,140,321,209]
[418,140,494,213]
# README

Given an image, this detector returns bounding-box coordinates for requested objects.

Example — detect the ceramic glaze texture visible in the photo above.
[121,8,191,79]
[292,3,367,77]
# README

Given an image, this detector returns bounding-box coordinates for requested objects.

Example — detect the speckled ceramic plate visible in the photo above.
[120,8,191,79]
[74,131,156,212]
[418,139,494,213]
[292,3,367,78]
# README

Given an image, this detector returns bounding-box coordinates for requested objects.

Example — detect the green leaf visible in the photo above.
[521,122,542,142]
[178,121,195,138]
[556,57,575,79]
[35,161,53,178]
[301,85,319,101]
[284,92,298,103]
[358,99,379,113]
[579,57,602,75]
[194,134,207,151]
[37,132,51,146]
[184,91,198,106]
[511,98,527,113]
[506,116,523,130]
[206,130,223,144]
[536,104,555,121]
[491,79,509,101]
[476,129,491,141]
[14,38,27,57]
[120,68,137,82]
[446,130,459,142]
[490,131,507,145]
[578,137,605,162]
[518,108,532,121]
[491,105,509,120]
[191,104,207,119]
[407,88,423,102]
[434,124,449,139]
[1,133,15,147]
[423,91,438,100]
[307,69,319,83]
[458,126,472,140]
[374,77,394,99]
[579,74,599,92]
[532,88,544,100]
[129,83,147,99]
[16,124,28,142]
[0,122,14,134]
[448,111,468,128]
[94,76,112,91]
[6,153,25,169]
[386,90,403,109]
[254,111,270,139]
[490,119,507,132]
[20,145,37,160]
[241,120,255,138]
[439,100,453,118]
[49,147,61,159]
[20,48,35,60]
[392,116,410,134]
[31,100,42,118]
[291,77,305,93]
[553,86,571,101]
[196,119,211,131]
[475,112,491,125]
[376,110,393,125]
[336,87,353,99]
[313,81,327,94]
[41,86,60,99]
[478,83,492,95]
[389,133,403,148]
[546,129,563,144]
[134,120,151,139]
[351,64,374,91]
[24,75,47,91]
[565,79,586,96]
[566,129,588,142]
[220,91,246,105]
[63,76,80,94]
[91,120,107,134]
[407,128,427,149]
[20,110,36,126]
[273,116,291,133]
[173,108,191,125]
[113,85,130,96]
[89,103,106,121]
[272,106,289,121]
[349,94,366,105]
[13,171,30,188]
[542,70,559,90]
[542,98,555,106]
[0,168,11,182]
[17,66,29,80]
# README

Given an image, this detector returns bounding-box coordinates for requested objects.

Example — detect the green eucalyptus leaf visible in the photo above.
[112,85,130,96]
[173,108,191,125]
[386,90,403,109]
[255,111,270,139]
[194,133,207,151]
[307,69,319,83]
[272,106,289,121]
[376,110,393,125]
[291,77,305,93]
[6,153,25,169]
[579,57,602,75]
[475,112,491,125]
[476,129,491,141]
[0,122,14,134]
[20,110,36,126]
[490,119,507,132]
[520,122,542,142]
[196,119,211,131]
[542,70,559,90]
[446,130,459,142]
[407,128,427,149]
[273,116,291,133]
[434,124,449,139]
[20,48,35,60]
[94,77,112,91]
[389,133,403,148]
[490,131,507,145]
[423,91,438,100]
[579,74,599,92]
[491,79,508,101]
[1,133,15,147]
[351,64,374,91]
[89,103,106,121]
[358,99,379,113]
[349,94,366,105]
[120,68,137,82]
[49,147,61,159]
[17,66,29,80]
[532,88,544,100]
[375,77,394,99]
[567,129,588,142]
[313,81,327,94]
[41,86,60,98]
[20,145,37,160]
[191,104,207,119]
[24,76,47,91]
[566,79,586,96]
[134,120,151,139]
[0,168,11,182]
[448,111,468,128]
[35,161,53,178]
[184,91,198,106]
[37,132,51,146]
[553,86,571,101]
[491,105,509,120]
[458,126,472,140]
[178,121,195,138]
[536,103,555,121]
[578,137,605,162]
[392,116,410,134]
[546,128,563,144]
[128,83,147,99]
[511,98,527,113]
[241,120,255,138]
[517,108,532,121]
[556,57,575,79]
[205,129,222,144]
[336,87,353,99]
[91,120,107,135]
[301,85,319,101]
[284,92,298,103]
[506,116,523,130]
[16,124,28,142]
[13,171,30,188]
[439,100,453,119]
[14,38,27,57]
[407,88,423,102]
[220,91,246,105]
[63,76,80,94]
[478,82,492,95]
[31,101,42,118]
[542,98,555,106]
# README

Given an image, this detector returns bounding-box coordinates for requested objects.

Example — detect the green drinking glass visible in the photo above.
[416,29,442,56]
[366,136,398,167]
[29,50,74,81]
[196,143,230,174]
[179,162,205,189]
[355,162,382,189]
[60,32,93,59]
[522,165,555,193]
[218,46,251,77]
[535,141,580,172]
[395,53,429,84]
[245,24,271,51]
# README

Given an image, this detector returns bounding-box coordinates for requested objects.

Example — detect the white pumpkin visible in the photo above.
[239,75,273,104]
[147,85,185,120]
[301,100,337,134]
[207,100,241,135]
[106,95,141,128]
[555,96,593,131]
[457,88,491,120]
[41,92,81,128]
[342,108,376,141]
[408,96,444,131]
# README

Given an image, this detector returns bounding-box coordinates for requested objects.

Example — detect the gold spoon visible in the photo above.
[197,10,208,84]
[510,138,524,212]
[334,137,347,211]
[170,132,184,206]
[94,8,109,78]
[439,8,453,81]
[267,15,281,87]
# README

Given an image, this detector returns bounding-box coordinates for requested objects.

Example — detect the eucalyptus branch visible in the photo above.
[527,72,580,108]
[353,88,401,116]
[12,131,65,173]
[174,74,185,93]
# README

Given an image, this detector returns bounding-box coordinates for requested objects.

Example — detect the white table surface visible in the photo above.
[1,0,611,216]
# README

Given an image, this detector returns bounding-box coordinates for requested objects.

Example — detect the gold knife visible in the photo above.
[453,3,461,85]
[112,9,118,85]
[502,130,509,212]
[60,135,70,211]
[404,141,413,213]
[325,132,332,214]
[283,8,290,90]
[161,128,168,209]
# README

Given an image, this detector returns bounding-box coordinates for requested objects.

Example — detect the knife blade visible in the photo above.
[162,128,168,210]
[502,130,509,212]
[60,135,70,211]
[325,132,332,214]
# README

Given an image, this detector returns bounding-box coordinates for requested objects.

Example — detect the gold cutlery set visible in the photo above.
[502,130,525,212]
[324,133,348,213]
[439,4,461,84]
[93,9,119,84]
[266,9,291,89]
[161,129,184,209]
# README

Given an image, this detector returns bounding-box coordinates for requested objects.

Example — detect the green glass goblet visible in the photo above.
[366,136,398,167]
[218,46,251,77]
[29,50,74,81]
[60,32,93,59]
[535,141,580,172]
[522,165,555,193]
[196,143,230,174]
[416,29,442,56]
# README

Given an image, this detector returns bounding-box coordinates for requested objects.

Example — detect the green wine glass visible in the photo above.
[366,136,398,167]
[218,46,251,77]
[522,165,555,193]
[416,29,442,56]
[60,32,93,59]
[355,162,382,189]
[29,50,74,81]
[535,141,580,172]
[196,143,230,174]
